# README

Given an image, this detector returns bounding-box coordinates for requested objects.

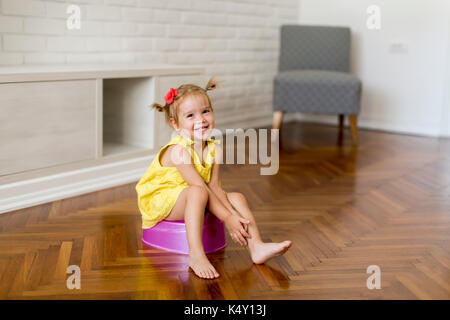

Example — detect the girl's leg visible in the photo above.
[226,192,292,264]
[165,186,219,279]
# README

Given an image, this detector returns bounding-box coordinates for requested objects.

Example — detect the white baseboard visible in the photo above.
[294,113,443,138]
[0,155,154,214]
[219,112,445,138]
[225,112,445,138]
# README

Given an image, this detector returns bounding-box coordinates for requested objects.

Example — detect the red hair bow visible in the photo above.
[164,88,178,104]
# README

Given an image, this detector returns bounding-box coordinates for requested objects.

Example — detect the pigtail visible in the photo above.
[151,102,167,112]
[205,77,220,92]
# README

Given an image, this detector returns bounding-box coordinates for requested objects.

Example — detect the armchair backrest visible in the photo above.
[279,25,351,73]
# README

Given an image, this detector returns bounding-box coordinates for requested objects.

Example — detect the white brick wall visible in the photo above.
[0,0,299,127]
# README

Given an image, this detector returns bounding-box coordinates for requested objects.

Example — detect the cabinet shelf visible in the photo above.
[103,77,154,158]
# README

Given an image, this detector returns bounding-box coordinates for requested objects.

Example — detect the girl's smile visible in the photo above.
[171,94,215,142]
[194,121,210,137]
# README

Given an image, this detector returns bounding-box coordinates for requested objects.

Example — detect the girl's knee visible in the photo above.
[227,192,245,203]
[187,185,208,201]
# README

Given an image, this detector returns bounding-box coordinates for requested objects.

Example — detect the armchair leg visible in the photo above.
[272,111,284,130]
[337,114,345,145]
[338,114,344,131]
[271,111,284,144]
[349,115,358,145]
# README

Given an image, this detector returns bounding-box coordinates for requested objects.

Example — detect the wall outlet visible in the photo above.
[389,41,408,54]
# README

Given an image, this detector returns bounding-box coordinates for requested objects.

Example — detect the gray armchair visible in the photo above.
[272,24,362,144]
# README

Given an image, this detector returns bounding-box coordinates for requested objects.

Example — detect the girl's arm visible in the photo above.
[207,144,241,217]
[169,144,250,245]
[169,144,236,222]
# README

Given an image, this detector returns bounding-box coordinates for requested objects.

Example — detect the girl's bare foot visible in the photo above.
[189,253,220,279]
[250,240,292,264]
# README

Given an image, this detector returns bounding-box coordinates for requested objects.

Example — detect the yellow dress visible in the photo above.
[135,134,221,229]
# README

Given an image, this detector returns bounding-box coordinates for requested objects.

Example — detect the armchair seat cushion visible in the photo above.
[274,70,362,114]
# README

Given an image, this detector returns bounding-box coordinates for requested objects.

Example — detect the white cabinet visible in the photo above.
[0,64,204,213]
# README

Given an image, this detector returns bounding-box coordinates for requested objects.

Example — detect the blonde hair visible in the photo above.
[151,77,219,125]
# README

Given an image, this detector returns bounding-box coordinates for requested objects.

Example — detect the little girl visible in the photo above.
[136,77,292,279]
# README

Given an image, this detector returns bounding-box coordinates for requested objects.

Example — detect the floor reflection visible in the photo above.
[140,244,292,299]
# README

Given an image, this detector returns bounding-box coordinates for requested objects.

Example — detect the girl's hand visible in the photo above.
[224,214,251,246]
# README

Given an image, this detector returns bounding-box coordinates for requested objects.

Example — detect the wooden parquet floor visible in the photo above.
[0,121,449,300]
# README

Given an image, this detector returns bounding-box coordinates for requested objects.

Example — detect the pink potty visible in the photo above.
[142,212,226,254]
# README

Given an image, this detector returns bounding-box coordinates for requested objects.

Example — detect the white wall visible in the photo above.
[0,0,299,129]
[298,0,450,137]
[441,17,450,137]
